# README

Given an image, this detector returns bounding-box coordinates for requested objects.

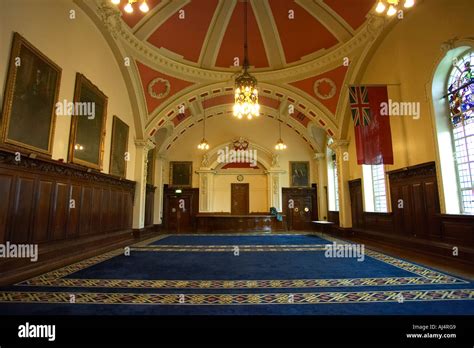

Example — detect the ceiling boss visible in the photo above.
[233,0,259,120]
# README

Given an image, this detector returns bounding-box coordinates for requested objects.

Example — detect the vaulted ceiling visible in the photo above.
[79,0,389,152]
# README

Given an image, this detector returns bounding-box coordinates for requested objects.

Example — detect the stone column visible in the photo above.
[132,139,155,230]
[153,154,167,226]
[314,152,328,220]
[196,169,215,212]
[329,140,352,228]
[266,169,285,211]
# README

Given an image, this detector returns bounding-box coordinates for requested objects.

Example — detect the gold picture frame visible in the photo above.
[68,73,108,170]
[0,32,62,156]
[290,161,310,187]
[109,116,129,178]
[170,161,192,187]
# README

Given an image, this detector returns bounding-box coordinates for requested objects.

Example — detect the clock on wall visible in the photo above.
[237,175,244,182]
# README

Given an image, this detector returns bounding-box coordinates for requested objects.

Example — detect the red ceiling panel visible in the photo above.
[290,65,349,115]
[136,61,195,115]
[147,0,219,63]
[215,2,269,68]
[323,0,374,30]
[268,0,339,64]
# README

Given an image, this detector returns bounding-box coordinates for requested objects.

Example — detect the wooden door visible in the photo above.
[231,183,249,215]
[166,195,192,233]
[349,179,363,229]
[289,196,312,230]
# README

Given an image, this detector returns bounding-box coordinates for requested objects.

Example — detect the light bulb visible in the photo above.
[404,0,414,8]
[139,1,149,12]
[111,0,120,4]
[375,1,386,13]
[387,5,397,16]
[124,3,133,13]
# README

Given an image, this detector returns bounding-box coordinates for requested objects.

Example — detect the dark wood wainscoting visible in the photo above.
[349,179,363,229]
[0,149,135,244]
[282,186,318,231]
[346,162,474,264]
[328,211,339,226]
[163,186,199,233]
[0,149,138,285]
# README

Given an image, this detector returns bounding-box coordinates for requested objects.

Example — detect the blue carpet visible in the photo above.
[0,233,472,315]
[150,234,329,246]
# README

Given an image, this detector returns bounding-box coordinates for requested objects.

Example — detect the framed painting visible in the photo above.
[68,73,108,170]
[0,32,62,156]
[290,161,310,187]
[146,148,155,185]
[170,161,192,187]
[109,116,129,178]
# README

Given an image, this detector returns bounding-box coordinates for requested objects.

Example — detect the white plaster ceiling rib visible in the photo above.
[199,0,237,69]
[160,103,320,153]
[134,0,191,41]
[131,0,170,33]
[250,0,285,69]
[144,81,338,137]
[299,0,355,42]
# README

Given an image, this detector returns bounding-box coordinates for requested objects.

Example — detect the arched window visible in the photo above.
[447,51,474,214]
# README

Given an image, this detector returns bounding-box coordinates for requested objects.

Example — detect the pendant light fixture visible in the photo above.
[275,106,287,151]
[233,0,259,120]
[197,101,209,150]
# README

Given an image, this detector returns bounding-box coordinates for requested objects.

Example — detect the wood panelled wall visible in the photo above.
[145,184,155,227]
[347,162,474,263]
[0,149,135,245]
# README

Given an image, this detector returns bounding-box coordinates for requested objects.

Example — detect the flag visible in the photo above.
[349,85,393,165]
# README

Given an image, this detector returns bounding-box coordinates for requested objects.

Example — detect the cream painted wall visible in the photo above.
[0,0,137,180]
[347,0,473,181]
[164,114,316,212]
[164,114,316,185]
[213,173,268,213]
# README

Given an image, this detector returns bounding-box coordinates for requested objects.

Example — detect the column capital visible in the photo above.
[135,138,155,151]
[328,140,349,151]
[264,169,286,175]
[314,153,325,160]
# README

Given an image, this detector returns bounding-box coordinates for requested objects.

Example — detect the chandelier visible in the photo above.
[274,108,287,151]
[110,0,149,14]
[197,102,209,150]
[233,0,259,120]
[376,0,415,16]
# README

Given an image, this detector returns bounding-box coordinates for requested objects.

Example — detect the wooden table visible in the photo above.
[312,221,334,236]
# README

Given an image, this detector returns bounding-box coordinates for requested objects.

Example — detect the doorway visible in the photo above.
[231,183,249,215]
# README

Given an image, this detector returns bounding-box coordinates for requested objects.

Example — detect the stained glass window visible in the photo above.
[448,51,474,214]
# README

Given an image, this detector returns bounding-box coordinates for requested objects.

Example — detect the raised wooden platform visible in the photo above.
[196,213,286,233]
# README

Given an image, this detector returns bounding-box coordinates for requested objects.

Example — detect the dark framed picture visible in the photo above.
[146,148,155,185]
[170,161,192,187]
[290,161,310,187]
[109,116,129,178]
[0,32,62,156]
[68,73,108,170]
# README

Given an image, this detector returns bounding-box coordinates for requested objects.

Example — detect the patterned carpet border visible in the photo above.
[0,289,472,306]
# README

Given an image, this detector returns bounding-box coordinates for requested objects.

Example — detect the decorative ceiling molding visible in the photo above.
[199,0,237,69]
[296,0,354,42]
[250,0,285,69]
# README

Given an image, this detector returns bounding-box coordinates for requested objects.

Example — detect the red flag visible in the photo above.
[349,85,393,165]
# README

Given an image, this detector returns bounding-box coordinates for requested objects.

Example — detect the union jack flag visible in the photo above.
[349,86,371,126]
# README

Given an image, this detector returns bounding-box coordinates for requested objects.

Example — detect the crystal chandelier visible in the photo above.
[197,103,209,150]
[110,0,149,14]
[274,108,287,151]
[375,0,415,16]
[233,0,259,120]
